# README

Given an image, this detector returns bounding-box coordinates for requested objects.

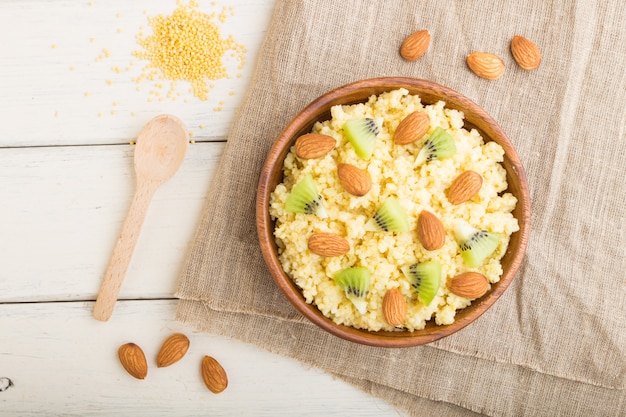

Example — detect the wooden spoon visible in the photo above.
[93,114,188,321]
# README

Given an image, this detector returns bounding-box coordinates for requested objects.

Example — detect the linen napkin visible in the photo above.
[176,1,626,415]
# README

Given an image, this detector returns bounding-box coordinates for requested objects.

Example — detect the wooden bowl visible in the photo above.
[256,77,530,348]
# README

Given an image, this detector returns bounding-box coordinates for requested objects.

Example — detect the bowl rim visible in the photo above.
[256,77,531,348]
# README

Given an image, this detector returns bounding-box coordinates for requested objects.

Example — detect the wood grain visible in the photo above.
[94,115,188,321]
[93,178,160,320]
[0,300,405,416]
[0,142,222,302]
[0,0,275,147]
[0,0,407,414]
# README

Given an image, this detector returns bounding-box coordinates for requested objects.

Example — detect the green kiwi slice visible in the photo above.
[343,117,382,160]
[284,174,328,218]
[415,126,457,166]
[401,260,441,307]
[333,267,372,314]
[364,197,410,232]
[454,223,501,267]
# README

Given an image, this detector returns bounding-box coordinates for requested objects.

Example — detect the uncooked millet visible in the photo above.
[132,0,246,101]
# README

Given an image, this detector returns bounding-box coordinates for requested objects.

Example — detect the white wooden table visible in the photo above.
[0,1,407,415]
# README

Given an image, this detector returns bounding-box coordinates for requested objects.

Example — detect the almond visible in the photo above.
[466,52,505,80]
[201,355,228,394]
[511,35,541,70]
[394,111,430,145]
[337,163,371,196]
[417,210,446,251]
[447,170,483,205]
[448,272,489,299]
[308,232,350,257]
[118,342,148,380]
[156,333,190,368]
[400,30,431,61]
[382,288,407,326]
[294,133,336,159]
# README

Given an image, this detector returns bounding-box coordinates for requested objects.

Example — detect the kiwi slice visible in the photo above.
[454,223,501,267]
[284,174,328,218]
[334,267,372,314]
[415,126,457,166]
[401,260,441,307]
[343,117,382,160]
[365,197,410,232]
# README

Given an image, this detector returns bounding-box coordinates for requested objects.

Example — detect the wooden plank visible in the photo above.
[0,299,405,416]
[0,0,274,147]
[0,1,412,414]
[0,142,223,302]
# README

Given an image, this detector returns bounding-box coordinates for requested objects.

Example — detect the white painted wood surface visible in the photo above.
[0,1,407,415]
[0,301,402,416]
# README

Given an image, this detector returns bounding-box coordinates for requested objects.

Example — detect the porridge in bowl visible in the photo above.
[269,88,519,332]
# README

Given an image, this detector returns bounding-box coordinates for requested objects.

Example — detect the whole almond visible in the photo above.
[308,232,350,257]
[394,111,430,145]
[382,288,407,327]
[447,170,483,204]
[156,333,190,368]
[400,30,431,61]
[118,342,148,380]
[466,52,505,80]
[511,35,541,70]
[448,272,489,299]
[337,163,371,196]
[417,210,446,251]
[201,355,228,394]
[294,133,336,159]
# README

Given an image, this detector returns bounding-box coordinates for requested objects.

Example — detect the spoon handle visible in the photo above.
[93,178,159,321]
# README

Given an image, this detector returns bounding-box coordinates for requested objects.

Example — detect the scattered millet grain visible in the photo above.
[132,0,246,101]
[95,48,111,63]
[218,6,230,23]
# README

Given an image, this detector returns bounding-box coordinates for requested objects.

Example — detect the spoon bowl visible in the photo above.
[93,114,188,321]
[135,115,188,182]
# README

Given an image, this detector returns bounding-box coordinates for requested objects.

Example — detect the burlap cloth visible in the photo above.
[176,1,626,415]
